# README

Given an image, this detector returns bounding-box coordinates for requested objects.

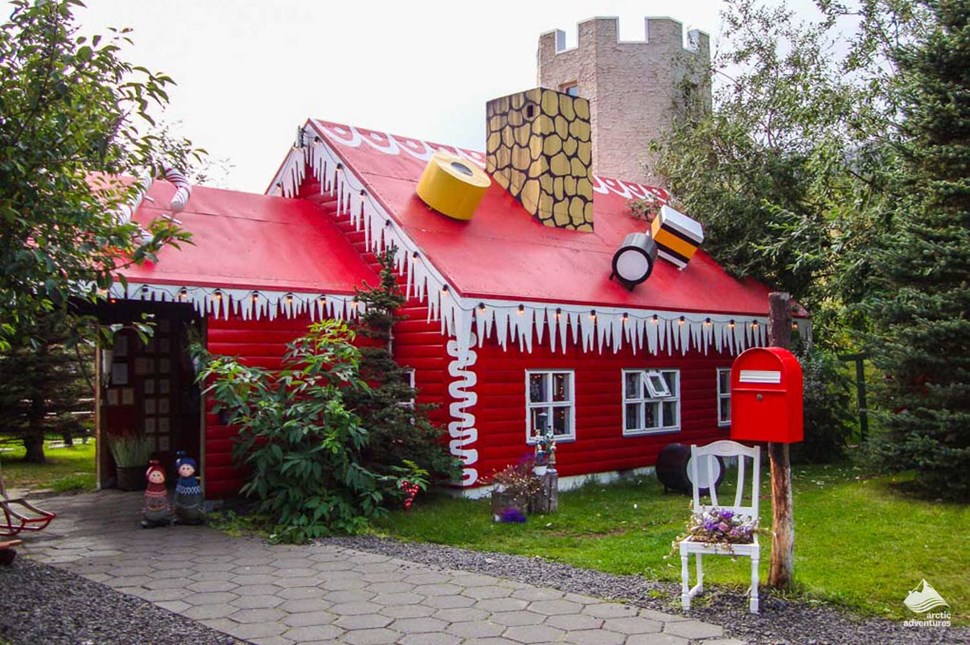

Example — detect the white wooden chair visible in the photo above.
[679,440,761,613]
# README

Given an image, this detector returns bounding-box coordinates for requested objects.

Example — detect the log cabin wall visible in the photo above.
[464,329,734,485]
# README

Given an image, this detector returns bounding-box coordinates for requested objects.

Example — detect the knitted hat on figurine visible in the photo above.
[175,451,197,472]
[146,460,166,481]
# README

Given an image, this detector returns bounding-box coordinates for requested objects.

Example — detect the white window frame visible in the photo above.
[525,369,576,443]
[717,367,731,426]
[622,369,681,435]
[400,369,416,408]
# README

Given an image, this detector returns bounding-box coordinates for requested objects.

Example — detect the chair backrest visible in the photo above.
[690,440,760,520]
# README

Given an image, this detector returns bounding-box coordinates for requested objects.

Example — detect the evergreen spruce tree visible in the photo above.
[349,249,459,482]
[0,310,93,462]
[868,0,970,499]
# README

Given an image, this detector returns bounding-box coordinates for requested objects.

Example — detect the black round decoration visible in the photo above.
[611,232,659,289]
[655,443,725,495]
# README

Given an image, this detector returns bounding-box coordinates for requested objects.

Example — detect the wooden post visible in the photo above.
[767,292,795,589]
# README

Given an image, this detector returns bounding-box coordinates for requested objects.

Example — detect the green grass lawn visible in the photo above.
[0,438,97,493]
[372,460,969,625]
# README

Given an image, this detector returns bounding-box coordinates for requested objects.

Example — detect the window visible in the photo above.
[560,82,580,97]
[622,369,680,435]
[526,370,575,441]
[400,369,416,408]
[717,368,731,426]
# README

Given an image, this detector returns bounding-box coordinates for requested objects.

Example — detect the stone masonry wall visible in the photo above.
[538,17,711,184]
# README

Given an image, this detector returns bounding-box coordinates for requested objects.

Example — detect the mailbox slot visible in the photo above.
[730,347,804,443]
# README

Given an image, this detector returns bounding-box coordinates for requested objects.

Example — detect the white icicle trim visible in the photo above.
[462,300,775,356]
[446,336,479,487]
[107,282,364,321]
[268,127,807,357]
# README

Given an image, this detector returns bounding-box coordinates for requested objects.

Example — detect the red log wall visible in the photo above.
[203,314,314,498]
[470,333,734,484]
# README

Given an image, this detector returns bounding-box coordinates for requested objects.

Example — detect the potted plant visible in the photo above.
[106,429,154,491]
[489,460,543,522]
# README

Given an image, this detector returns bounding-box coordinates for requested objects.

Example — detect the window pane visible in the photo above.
[718,369,730,392]
[644,402,659,429]
[662,400,678,427]
[625,403,641,430]
[719,397,731,423]
[553,407,569,435]
[645,371,671,398]
[529,373,548,402]
[531,407,551,433]
[625,373,640,399]
[663,371,678,395]
[553,372,569,401]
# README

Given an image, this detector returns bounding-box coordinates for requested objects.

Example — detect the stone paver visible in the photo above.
[664,619,724,639]
[21,491,733,644]
[626,633,690,645]
[565,629,627,645]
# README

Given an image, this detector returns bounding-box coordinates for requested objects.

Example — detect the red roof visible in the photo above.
[306,120,774,317]
[122,181,376,294]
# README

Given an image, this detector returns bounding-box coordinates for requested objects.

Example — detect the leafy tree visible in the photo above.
[197,320,427,543]
[648,0,925,318]
[0,0,198,349]
[349,248,460,482]
[867,0,969,499]
[648,0,934,461]
[0,307,93,462]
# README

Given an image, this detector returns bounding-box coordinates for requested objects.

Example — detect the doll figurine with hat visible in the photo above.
[173,451,205,525]
[142,460,172,528]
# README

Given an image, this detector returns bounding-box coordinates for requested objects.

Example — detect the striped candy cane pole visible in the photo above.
[163,166,191,213]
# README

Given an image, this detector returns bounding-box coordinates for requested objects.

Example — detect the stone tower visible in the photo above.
[538,17,711,184]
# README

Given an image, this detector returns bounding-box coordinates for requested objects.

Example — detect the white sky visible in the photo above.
[15,1,818,193]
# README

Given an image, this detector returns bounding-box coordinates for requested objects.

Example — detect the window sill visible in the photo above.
[622,428,681,438]
[527,435,576,445]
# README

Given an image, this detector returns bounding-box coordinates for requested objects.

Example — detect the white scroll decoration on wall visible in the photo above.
[446,335,479,486]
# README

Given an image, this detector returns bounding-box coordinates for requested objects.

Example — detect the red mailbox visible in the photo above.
[730,347,804,443]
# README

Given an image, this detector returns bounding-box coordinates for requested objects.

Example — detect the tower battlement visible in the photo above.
[540,16,709,58]
[538,16,711,184]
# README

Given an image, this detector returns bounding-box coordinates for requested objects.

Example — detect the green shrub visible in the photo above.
[348,248,460,483]
[197,320,423,543]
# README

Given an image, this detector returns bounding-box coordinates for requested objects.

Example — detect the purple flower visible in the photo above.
[500,508,527,523]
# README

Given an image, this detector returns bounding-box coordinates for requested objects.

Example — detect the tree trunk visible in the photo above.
[22,427,46,463]
[21,392,47,463]
[767,291,794,589]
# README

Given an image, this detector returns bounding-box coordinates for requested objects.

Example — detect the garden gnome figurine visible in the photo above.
[173,451,205,525]
[141,460,172,528]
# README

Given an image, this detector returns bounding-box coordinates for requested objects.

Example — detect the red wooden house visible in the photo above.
[97,88,808,498]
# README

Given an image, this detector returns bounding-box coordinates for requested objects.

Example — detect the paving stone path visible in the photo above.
[21,491,741,644]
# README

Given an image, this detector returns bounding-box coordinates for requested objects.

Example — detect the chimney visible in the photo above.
[485,88,593,231]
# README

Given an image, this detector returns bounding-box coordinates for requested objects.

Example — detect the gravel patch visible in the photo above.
[0,558,241,645]
[326,535,968,645]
